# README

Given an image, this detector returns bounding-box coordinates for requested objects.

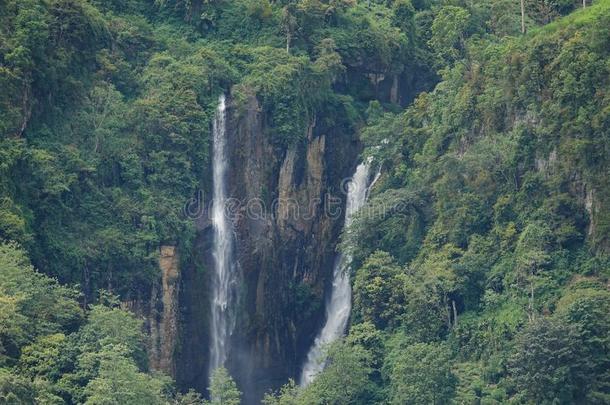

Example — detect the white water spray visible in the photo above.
[300,162,372,386]
[209,94,237,379]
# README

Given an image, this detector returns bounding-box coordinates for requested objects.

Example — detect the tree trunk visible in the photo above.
[528,280,534,322]
[82,264,90,309]
[18,80,32,137]
[520,0,526,34]
[451,300,457,328]
[286,32,291,53]
[107,264,113,293]
[390,74,399,104]
[445,294,452,328]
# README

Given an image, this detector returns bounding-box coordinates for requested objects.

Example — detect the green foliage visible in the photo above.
[76,305,148,368]
[385,340,456,404]
[0,242,82,362]
[0,243,185,403]
[262,379,300,405]
[18,333,66,380]
[508,317,591,403]
[265,341,374,405]
[207,367,241,405]
[429,6,470,64]
[352,251,403,328]
[0,367,36,404]
[300,342,373,405]
[0,0,443,303]
[1,0,609,403]
[84,344,168,405]
[555,285,610,402]
[175,389,207,405]
[343,2,610,404]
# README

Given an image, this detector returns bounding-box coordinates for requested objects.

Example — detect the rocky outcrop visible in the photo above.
[175,94,360,403]
[149,245,180,376]
[572,172,607,250]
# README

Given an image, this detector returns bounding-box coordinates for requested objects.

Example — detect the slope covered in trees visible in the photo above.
[266,2,610,404]
[0,242,174,403]
[0,0,435,303]
[1,0,609,403]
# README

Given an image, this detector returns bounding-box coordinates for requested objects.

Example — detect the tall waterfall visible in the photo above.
[209,94,236,379]
[300,162,371,386]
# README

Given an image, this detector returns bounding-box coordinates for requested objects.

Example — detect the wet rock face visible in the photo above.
[176,95,359,403]
[149,245,180,375]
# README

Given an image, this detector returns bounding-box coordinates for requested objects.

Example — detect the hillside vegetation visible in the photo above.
[1,0,609,403]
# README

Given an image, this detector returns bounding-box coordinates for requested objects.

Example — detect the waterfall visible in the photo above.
[300,162,372,386]
[209,94,237,379]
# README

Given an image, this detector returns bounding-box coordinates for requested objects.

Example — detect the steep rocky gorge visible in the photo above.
[170,95,360,402]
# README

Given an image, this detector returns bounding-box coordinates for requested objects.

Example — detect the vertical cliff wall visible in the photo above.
[227,95,361,402]
[123,245,181,378]
[149,245,180,375]
[175,95,360,403]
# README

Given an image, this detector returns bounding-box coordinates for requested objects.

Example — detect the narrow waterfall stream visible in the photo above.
[300,162,372,386]
[209,94,237,379]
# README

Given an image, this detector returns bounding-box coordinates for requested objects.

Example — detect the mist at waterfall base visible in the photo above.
[300,162,372,386]
[209,94,239,381]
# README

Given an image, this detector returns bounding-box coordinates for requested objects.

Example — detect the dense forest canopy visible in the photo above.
[0,0,609,403]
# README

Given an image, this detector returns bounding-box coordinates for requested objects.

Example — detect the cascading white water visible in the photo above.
[209,94,236,379]
[300,162,371,386]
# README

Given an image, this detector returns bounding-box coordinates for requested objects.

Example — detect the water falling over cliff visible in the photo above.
[209,94,237,379]
[300,162,372,386]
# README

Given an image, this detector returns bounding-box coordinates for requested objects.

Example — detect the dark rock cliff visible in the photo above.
[175,95,360,403]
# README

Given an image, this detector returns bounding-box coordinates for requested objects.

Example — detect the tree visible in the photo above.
[75,305,148,369]
[175,389,206,404]
[281,5,298,53]
[84,344,168,405]
[508,317,590,403]
[524,0,576,25]
[0,291,24,363]
[0,368,36,404]
[262,379,300,405]
[386,342,456,404]
[408,244,466,334]
[300,342,373,405]
[352,251,403,328]
[56,304,154,403]
[207,367,241,405]
[18,333,66,380]
[312,38,345,85]
[487,0,522,36]
[0,243,82,359]
[345,321,385,367]
[521,0,526,33]
[513,222,552,320]
[392,0,416,39]
[556,287,610,403]
[429,6,470,64]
